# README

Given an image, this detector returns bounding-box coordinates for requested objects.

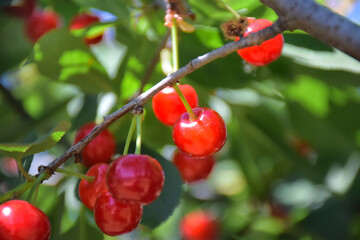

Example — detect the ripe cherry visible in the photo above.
[173,108,227,158]
[74,123,116,167]
[172,150,215,183]
[152,84,198,126]
[3,0,36,19]
[236,18,284,66]
[106,154,165,205]
[0,200,51,240]
[25,9,61,43]
[94,191,143,236]
[78,163,108,210]
[180,210,220,240]
[69,13,103,45]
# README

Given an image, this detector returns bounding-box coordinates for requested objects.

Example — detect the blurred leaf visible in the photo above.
[72,0,129,19]
[0,121,71,159]
[0,15,32,74]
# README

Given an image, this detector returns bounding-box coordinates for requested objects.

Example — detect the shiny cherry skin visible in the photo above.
[4,0,36,19]
[69,13,103,45]
[94,191,143,236]
[173,108,227,158]
[172,150,215,183]
[106,154,165,205]
[25,9,61,43]
[236,18,284,66]
[180,210,220,240]
[78,163,108,210]
[0,200,51,240]
[74,123,116,167]
[152,84,198,126]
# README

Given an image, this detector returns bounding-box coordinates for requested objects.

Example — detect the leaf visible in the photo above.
[0,121,71,159]
[72,0,130,19]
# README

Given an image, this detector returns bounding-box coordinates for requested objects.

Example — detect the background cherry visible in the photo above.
[69,12,103,45]
[106,154,165,205]
[172,150,215,183]
[25,8,61,43]
[74,123,116,167]
[78,163,108,210]
[173,107,227,158]
[3,0,36,19]
[94,191,143,236]
[180,210,220,240]
[236,18,284,66]
[152,84,198,126]
[0,200,51,240]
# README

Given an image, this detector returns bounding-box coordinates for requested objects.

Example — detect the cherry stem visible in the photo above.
[15,157,34,181]
[27,172,47,202]
[171,20,197,121]
[216,0,241,19]
[135,114,142,155]
[0,181,33,203]
[123,117,137,155]
[55,168,94,182]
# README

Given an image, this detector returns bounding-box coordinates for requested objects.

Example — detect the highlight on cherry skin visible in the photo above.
[173,107,227,158]
[94,191,143,236]
[152,84,199,126]
[0,199,51,240]
[106,154,165,205]
[78,163,108,210]
[73,122,116,167]
[172,149,215,183]
[236,18,284,66]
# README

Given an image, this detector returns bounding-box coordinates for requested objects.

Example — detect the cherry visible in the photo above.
[78,163,108,210]
[152,84,198,126]
[25,8,61,43]
[0,200,51,240]
[172,150,215,183]
[69,13,103,45]
[173,107,227,158]
[106,154,165,205]
[236,18,284,66]
[94,191,143,236]
[3,0,36,19]
[74,123,116,167]
[180,210,220,240]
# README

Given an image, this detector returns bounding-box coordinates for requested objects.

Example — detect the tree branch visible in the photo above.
[260,0,360,61]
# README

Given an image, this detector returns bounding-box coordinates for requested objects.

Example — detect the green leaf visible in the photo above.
[0,121,71,159]
[72,0,130,19]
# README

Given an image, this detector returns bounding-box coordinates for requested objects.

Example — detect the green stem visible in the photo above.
[216,0,241,19]
[80,206,87,240]
[15,158,33,181]
[27,172,47,202]
[0,181,34,203]
[171,20,197,121]
[171,19,179,71]
[135,114,142,155]
[123,117,137,155]
[55,168,94,182]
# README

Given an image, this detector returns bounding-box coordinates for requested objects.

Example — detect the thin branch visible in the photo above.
[260,0,360,61]
[43,20,285,173]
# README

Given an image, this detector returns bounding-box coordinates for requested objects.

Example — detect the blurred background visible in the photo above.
[0,0,360,239]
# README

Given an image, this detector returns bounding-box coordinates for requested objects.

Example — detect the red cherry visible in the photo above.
[106,154,165,205]
[236,18,284,66]
[152,84,198,126]
[25,9,61,43]
[74,123,116,167]
[180,210,220,240]
[94,191,143,236]
[69,13,103,45]
[3,0,36,19]
[172,150,215,183]
[173,108,227,158]
[0,200,51,240]
[78,163,108,210]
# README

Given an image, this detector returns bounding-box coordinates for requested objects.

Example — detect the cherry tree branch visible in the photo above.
[260,0,360,61]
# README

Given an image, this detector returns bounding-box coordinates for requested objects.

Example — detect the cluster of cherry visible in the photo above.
[4,0,104,44]
[74,123,165,236]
